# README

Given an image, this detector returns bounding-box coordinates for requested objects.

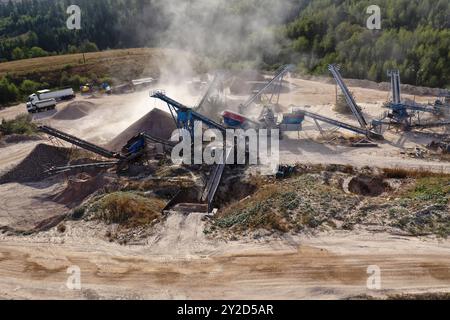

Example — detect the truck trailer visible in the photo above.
[26,88,75,113]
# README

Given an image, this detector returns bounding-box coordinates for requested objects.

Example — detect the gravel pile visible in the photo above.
[106,108,176,152]
[53,101,96,120]
[0,143,71,184]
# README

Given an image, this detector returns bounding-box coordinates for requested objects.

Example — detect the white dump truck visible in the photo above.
[26,88,75,113]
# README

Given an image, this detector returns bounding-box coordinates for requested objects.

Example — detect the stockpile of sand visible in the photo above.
[0,143,71,184]
[53,101,96,120]
[106,109,176,152]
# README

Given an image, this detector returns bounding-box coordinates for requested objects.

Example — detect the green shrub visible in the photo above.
[11,47,25,60]
[91,192,165,227]
[0,77,20,105]
[408,177,450,205]
[0,114,37,136]
[28,47,48,58]
[20,79,42,95]
[67,74,89,89]
[71,206,86,220]
[79,41,99,53]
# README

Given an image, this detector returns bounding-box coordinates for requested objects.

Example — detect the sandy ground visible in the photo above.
[0,213,449,299]
[0,76,449,299]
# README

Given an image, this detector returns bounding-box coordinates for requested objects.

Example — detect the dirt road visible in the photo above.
[0,215,449,299]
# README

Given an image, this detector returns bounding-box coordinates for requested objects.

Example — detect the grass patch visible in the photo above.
[406,177,450,205]
[213,185,289,232]
[90,191,165,228]
[213,175,360,233]
[388,176,450,237]
[212,172,449,238]
[0,114,37,136]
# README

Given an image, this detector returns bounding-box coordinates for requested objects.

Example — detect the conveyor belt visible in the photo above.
[141,133,176,148]
[411,121,450,129]
[388,70,402,104]
[241,64,294,108]
[201,148,233,212]
[298,109,383,139]
[328,64,368,129]
[152,92,227,132]
[38,125,121,159]
[196,73,222,111]
[45,161,119,174]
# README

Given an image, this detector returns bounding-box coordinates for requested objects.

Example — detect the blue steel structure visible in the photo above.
[151,91,227,136]
[151,92,231,214]
[374,70,443,129]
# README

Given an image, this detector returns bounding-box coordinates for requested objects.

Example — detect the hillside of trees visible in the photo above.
[0,0,449,91]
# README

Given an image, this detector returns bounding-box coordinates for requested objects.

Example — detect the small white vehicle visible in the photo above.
[26,88,75,113]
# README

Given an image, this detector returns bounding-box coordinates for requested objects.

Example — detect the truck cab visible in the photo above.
[26,94,39,112]
[26,93,57,113]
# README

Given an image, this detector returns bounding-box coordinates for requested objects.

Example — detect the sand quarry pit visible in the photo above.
[106,108,177,152]
[0,75,449,300]
[52,101,96,120]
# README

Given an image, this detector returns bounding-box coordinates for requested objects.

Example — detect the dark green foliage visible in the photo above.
[0,77,19,105]
[0,0,448,88]
[0,114,37,135]
[283,0,449,88]
[20,79,42,95]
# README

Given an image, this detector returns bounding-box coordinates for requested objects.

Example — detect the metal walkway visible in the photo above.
[38,125,122,159]
[328,64,368,129]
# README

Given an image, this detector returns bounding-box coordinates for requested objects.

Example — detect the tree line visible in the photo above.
[0,0,449,90]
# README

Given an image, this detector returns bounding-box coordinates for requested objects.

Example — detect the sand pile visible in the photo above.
[0,143,71,184]
[106,108,176,152]
[53,101,96,120]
